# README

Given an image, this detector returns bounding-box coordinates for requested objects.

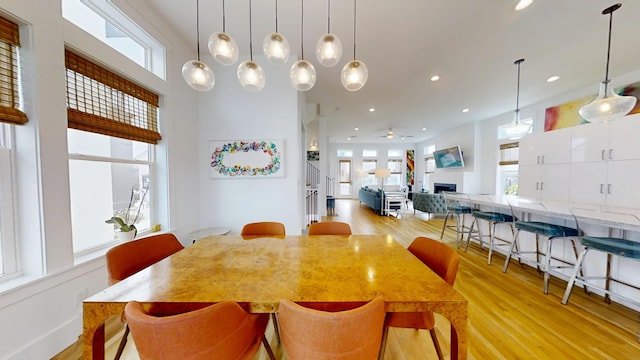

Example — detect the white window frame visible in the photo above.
[0,126,17,278]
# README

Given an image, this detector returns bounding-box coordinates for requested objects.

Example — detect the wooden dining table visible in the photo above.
[83,234,468,359]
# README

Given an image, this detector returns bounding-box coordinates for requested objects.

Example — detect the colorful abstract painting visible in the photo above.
[210,140,284,178]
[406,150,414,185]
[544,81,640,131]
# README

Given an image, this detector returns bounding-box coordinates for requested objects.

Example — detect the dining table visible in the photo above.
[83,234,468,359]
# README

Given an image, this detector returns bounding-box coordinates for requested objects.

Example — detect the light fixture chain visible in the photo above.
[196,0,201,60]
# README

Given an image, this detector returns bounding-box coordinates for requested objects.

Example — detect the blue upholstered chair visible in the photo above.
[502,202,580,294]
[439,193,474,248]
[562,208,640,309]
[466,209,516,265]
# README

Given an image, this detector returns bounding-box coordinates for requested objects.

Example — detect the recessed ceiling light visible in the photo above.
[422,127,427,131]
[430,75,440,82]
[347,136,352,141]
[462,108,470,113]
[515,0,533,11]
[369,107,375,112]
[354,127,359,131]
[547,75,560,82]
[401,136,406,140]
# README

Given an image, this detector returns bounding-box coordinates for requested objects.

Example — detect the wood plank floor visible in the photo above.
[55,199,640,359]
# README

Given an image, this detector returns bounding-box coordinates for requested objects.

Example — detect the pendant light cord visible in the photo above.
[275,0,279,33]
[514,58,524,124]
[222,0,226,32]
[603,8,614,92]
[249,0,253,61]
[353,0,357,60]
[196,0,201,61]
[300,0,305,59]
[327,0,331,33]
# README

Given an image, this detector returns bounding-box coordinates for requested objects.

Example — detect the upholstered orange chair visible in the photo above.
[105,233,186,359]
[381,237,459,360]
[240,221,286,237]
[308,221,352,235]
[125,301,275,360]
[278,297,386,360]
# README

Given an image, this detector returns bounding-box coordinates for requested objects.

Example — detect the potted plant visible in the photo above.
[106,186,148,241]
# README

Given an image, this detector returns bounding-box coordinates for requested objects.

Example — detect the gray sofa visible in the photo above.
[412,192,447,216]
[358,187,401,215]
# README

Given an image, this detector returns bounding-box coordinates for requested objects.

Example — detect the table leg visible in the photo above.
[83,303,125,360]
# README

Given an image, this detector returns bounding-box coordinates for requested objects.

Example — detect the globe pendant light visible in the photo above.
[505,58,531,139]
[182,0,215,91]
[208,0,239,66]
[341,0,368,91]
[290,0,316,91]
[237,0,265,92]
[578,3,636,123]
[263,0,290,65]
[315,0,342,67]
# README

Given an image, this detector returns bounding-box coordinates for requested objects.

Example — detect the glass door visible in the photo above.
[338,160,352,198]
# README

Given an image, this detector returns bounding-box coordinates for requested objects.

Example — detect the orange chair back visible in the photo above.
[105,233,184,285]
[241,222,286,236]
[125,301,269,360]
[308,221,352,235]
[278,297,386,360]
[408,236,459,285]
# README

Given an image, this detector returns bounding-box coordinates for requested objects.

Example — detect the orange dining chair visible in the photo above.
[308,221,352,235]
[380,237,460,360]
[240,221,286,237]
[124,301,275,360]
[278,297,386,360]
[105,233,187,359]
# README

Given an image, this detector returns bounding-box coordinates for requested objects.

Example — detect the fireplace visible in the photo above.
[434,183,457,193]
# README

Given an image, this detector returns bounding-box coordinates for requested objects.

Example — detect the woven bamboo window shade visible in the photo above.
[499,142,519,166]
[65,49,161,144]
[0,16,28,125]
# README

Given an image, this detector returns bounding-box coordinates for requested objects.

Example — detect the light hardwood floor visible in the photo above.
[55,199,640,359]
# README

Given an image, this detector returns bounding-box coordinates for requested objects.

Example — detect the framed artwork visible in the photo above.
[307,150,319,161]
[209,140,284,178]
[406,150,415,185]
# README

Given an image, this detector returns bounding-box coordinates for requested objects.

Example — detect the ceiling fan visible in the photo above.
[379,128,413,140]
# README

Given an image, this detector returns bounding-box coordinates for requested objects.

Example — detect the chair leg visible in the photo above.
[379,325,390,360]
[440,211,451,240]
[502,229,520,273]
[114,324,129,360]
[543,235,555,294]
[464,218,478,252]
[429,328,445,360]
[487,222,497,265]
[271,313,281,344]
[562,248,589,305]
[262,336,276,360]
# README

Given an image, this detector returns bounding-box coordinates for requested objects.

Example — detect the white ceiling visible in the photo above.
[140,0,640,143]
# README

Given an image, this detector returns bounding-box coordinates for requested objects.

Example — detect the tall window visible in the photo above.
[0,15,26,278]
[362,159,377,186]
[422,145,435,192]
[65,50,159,254]
[499,142,520,195]
[387,159,403,186]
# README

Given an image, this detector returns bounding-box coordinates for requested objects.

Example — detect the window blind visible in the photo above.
[65,49,161,144]
[0,16,27,125]
[499,142,519,166]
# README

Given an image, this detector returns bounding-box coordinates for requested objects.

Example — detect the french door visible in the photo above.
[338,160,352,198]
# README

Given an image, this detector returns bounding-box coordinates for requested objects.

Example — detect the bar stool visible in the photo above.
[440,193,474,248]
[466,210,515,265]
[562,208,640,309]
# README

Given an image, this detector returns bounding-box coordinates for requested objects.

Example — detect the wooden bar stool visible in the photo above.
[466,210,515,265]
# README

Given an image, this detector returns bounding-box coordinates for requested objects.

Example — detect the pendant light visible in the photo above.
[208,0,239,66]
[578,3,636,123]
[237,0,265,92]
[316,0,342,67]
[263,0,290,65]
[505,58,531,139]
[341,0,368,91]
[182,0,215,91]
[290,0,316,91]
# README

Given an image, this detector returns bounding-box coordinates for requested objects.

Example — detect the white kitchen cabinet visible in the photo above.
[519,127,572,166]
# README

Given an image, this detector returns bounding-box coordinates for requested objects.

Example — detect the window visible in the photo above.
[362,149,377,157]
[337,149,353,157]
[362,159,377,186]
[498,142,520,195]
[387,149,402,157]
[387,159,403,186]
[62,0,165,79]
[65,50,159,254]
[0,15,26,278]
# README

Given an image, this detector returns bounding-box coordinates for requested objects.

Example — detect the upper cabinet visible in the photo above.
[571,114,640,163]
[519,127,572,166]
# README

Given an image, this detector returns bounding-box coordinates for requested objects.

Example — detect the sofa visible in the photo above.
[412,192,447,217]
[358,187,403,215]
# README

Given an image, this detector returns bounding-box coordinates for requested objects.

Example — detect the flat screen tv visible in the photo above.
[433,146,464,168]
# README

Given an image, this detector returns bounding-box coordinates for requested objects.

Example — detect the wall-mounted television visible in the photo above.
[433,146,464,169]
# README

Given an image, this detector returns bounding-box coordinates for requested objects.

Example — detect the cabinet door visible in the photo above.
[539,128,572,164]
[569,162,607,205]
[519,135,542,166]
[517,164,539,199]
[609,116,640,161]
[571,122,609,163]
[605,160,640,208]
[539,164,570,202]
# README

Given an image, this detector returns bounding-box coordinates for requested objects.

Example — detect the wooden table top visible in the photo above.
[85,234,466,312]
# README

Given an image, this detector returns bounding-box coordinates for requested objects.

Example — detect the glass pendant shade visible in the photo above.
[289,60,316,91]
[237,60,265,92]
[263,33,290,65]
[181,60,215,91]
[579,82,637,123]
[316,34,342,67]
[505,112,531,139]
[208,32,239,66]
[341,60,368,91]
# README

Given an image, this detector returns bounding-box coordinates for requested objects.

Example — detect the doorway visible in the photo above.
[338,160,352,198]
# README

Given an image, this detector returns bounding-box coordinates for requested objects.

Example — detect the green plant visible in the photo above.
[105,186,148,233]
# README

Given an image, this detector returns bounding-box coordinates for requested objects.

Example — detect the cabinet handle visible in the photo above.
[536,182,539,190]
[608,184,612,194]
[601,149,606,160]
[540,182,544,191]
[541,155,545,164]
[609,149,613,160]
[537,155,540,164]
[600,184,604,194]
